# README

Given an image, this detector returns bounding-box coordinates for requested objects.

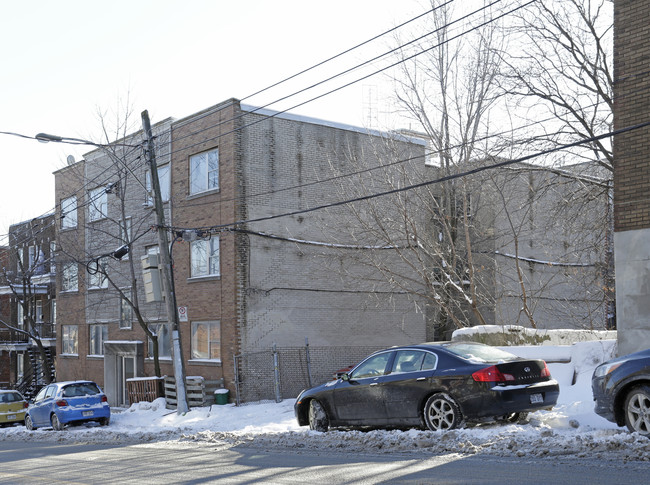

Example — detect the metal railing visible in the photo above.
[0,323,56,343]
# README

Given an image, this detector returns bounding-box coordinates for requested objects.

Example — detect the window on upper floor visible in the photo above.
[189,148,219,195]
[61,263,78,292]
[190,238,220,278]
[61,196,77,229]
[88,187,108,222]
[145,164,171,204]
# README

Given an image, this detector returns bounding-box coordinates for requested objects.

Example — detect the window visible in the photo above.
[88,187,108,221]
[61,263,78,292]
[190,238,220,277]
[62,325,78,354]
[191,321,221,360]
[17,356,24,379]
[148,323,171,358]
[35,301,43,323]
[119,290,132,329]
[49,241,56,273]
[52,299,56,324]
[390,350,426,374]
[89,324,108,356]
[88,264,108,289]
[190,148,219,194]
[16,302,24,328]
[61,196,77,229]
[145,164,171,204]
[351,352,392,379]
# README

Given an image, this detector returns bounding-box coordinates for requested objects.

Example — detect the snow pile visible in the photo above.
[2,337,650,462]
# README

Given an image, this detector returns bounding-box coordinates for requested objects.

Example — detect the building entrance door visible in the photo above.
[117,355,136,406]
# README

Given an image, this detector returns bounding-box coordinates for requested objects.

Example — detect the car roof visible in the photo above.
[47,380,98,388]
[0,389,24,394]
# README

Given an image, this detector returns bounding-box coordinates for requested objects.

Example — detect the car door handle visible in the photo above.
[416,377,426,381]
[370,383,379,386]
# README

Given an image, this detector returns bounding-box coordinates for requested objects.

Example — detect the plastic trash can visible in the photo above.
[214,388,229,405]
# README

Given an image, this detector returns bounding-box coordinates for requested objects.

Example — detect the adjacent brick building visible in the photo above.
[613,0,650,355]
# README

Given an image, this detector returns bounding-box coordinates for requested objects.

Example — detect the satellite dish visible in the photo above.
[67,155,76,166]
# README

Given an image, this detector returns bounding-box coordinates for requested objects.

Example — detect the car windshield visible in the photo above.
[62,383,101,397]
[444,342,519,363]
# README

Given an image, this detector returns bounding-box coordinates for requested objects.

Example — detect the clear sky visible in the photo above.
[0,0,423,241]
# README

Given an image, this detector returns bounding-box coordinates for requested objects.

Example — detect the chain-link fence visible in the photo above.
[234,343,384,405]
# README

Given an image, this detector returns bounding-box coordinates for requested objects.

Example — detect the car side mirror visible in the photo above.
[341,373,350,382]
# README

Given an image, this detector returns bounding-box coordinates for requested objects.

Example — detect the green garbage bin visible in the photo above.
[214,388,229,405]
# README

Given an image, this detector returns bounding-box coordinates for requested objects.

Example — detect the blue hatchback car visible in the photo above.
[25,381,110,431]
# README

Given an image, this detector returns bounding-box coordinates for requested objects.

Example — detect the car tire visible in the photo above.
[51,414,64,431]
[624,385,650,436]
[25,415,35,431]
[308,399,329,432]
[423,393,462,431]
[99,417,110,426]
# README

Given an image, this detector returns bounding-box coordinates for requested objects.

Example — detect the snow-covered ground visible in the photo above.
[2,339,650,462]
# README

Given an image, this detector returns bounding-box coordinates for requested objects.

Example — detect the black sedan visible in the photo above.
[592,348,650,435]
[295,341,559,431]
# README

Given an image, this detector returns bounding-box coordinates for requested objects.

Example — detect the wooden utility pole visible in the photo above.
[141,110,189,414]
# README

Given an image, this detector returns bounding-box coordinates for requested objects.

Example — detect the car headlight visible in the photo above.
[593,361,623,378]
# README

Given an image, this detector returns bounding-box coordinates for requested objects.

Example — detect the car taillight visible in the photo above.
[55,400,68,407]
[23,402,29,409]
[101,395,108,403]
[472,365,515,382]
[541,362,551,378]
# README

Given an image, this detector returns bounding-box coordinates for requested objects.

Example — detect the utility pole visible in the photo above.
[141,110,189,414]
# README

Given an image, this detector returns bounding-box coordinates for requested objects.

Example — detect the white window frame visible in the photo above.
[61,196,77,229]
[89,324,108,356]
[61,263,78,292]
[88,187,108,222]
[62,325,78,355]
[49,241,56,274]
[189,148,219,195]
[88,264,108,289]
[191,321,221,361]
[190,238,220,278]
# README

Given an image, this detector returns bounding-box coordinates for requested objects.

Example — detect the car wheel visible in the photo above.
[25,415,35,431]
[308,399,329,432]
[624,385,650,436]
[423,393,462,431]
[51,414,64,431]
[99,417,110,426]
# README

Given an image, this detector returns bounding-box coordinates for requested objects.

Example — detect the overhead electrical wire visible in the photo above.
[165,119,645,235]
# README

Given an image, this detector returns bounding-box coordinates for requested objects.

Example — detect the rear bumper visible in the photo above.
[465,379,560,418]
[58,405,110,424]
[0,410,26,423]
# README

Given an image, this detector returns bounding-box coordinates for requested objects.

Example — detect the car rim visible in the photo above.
[26,416,33,430]
[428,399,455,430]
[627,392,650,434]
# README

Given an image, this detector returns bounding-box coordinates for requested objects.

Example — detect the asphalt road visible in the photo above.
[0,439,648,484]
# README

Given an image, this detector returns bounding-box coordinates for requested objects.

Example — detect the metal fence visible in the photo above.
[234,342,384,405]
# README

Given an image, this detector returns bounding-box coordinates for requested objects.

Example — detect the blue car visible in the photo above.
[25,381,111,431]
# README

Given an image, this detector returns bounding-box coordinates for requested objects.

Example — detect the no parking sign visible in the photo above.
[177,306,188,322]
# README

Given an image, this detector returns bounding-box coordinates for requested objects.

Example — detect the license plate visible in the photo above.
[82,411,94,417]
[530,393,543,404]
[7,414,16,420]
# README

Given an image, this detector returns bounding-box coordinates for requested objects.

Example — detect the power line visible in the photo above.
[166,119,648,234]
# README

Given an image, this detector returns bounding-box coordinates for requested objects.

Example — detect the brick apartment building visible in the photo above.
[613,0,650,355]
[53,99,428,406]
[0,214,57,395]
